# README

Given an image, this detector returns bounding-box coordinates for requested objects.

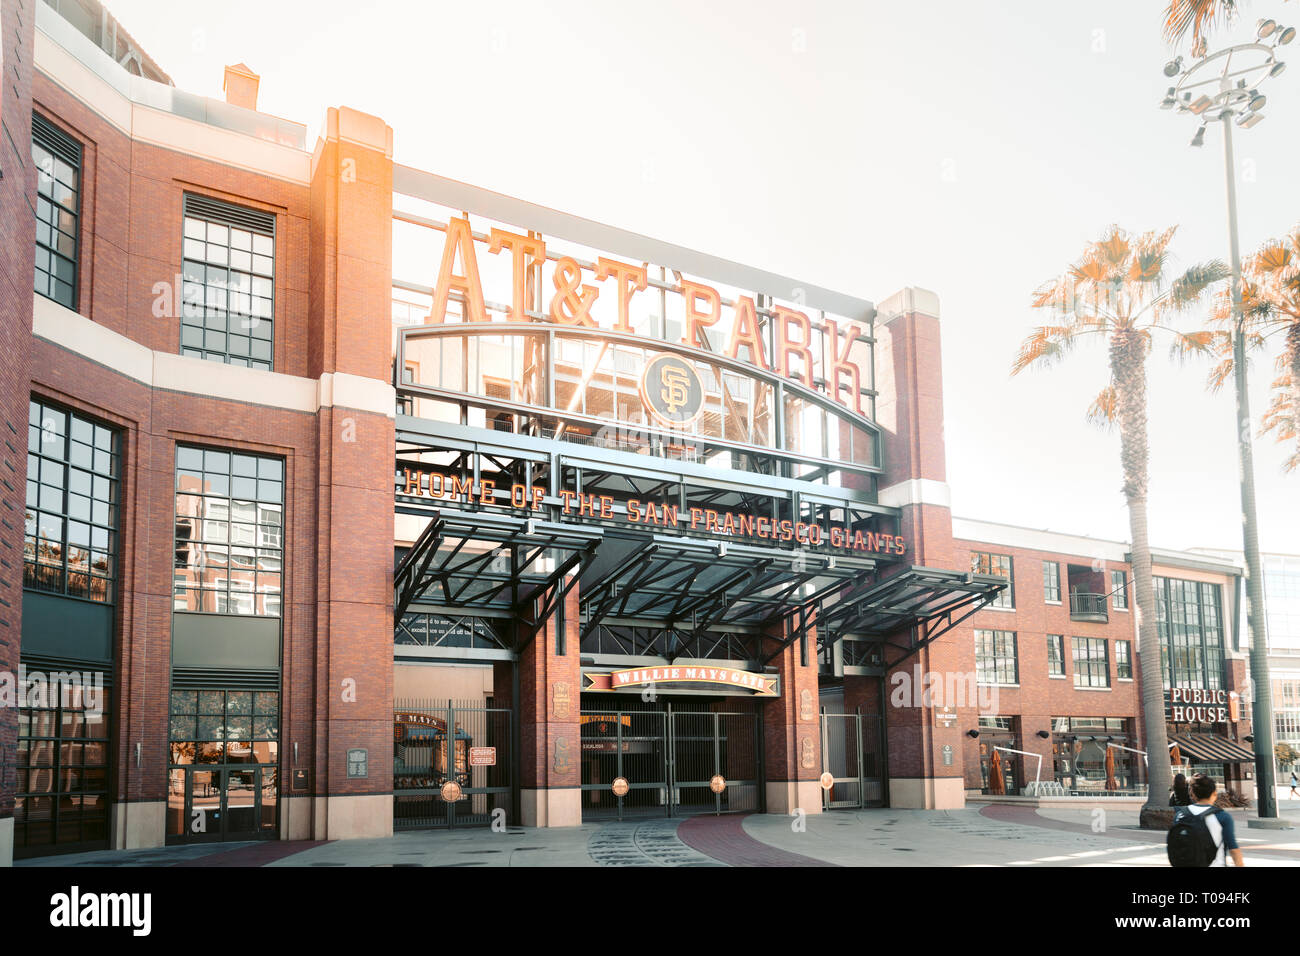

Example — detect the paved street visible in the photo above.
[18,801,1300,867]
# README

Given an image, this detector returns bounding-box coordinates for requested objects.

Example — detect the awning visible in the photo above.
[1170,733,1257,764]
[764,565,1008,666]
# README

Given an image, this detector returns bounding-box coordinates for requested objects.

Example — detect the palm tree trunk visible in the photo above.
[1111,332,1174,826]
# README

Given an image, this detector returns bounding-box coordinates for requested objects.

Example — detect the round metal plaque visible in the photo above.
[611,776,630,797]
[440,780,464,802]
[819,771,835,792]
[709,774,727,794]
[640,353,705,428]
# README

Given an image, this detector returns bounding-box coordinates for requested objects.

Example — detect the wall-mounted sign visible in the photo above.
[1167,687,1231,724]
[397,466,905,557]
[941,744,954,767]
[469,747,496,767]
[583,665,778,697]
[935,708,957,728]
[291,768,309,792]
[641,354,705,428]
[423,215,870,416]
[346,748,368,779]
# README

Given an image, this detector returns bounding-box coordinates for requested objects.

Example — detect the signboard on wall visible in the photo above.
[396,464,906,558]
[582,665,779,697]
[1167,687,1231,723]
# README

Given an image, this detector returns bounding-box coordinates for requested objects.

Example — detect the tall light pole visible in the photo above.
[1160,21,1292,825]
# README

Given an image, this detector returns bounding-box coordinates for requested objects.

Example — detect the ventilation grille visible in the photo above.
[183,193,275,236]
[32,113,82,167]
[19,655,113,687]
[171,667,280,690]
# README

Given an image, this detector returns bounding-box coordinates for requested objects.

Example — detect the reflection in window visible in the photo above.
[174,445,283,616]
[25,399,118,603]
[32,114,81,309]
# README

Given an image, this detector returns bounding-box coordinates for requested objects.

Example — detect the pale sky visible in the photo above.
[104,0,1300,553]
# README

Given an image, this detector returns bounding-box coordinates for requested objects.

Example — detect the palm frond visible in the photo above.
[1207,356,1236,393]
[1086,385,1118,428]
[1156,259,1231,320]
[1163,0,1238,45]
[1010,325,1087,376]
[1170,329,1218,362]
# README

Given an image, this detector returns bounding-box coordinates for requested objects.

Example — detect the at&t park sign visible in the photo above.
[398,467,906,557]
[426,215,870,416]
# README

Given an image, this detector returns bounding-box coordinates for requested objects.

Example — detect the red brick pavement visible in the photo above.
[173,840,332,867]
[677,814,839,867]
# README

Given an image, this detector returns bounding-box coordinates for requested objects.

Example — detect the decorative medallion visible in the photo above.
[640,353,705,428]
[612,776,630,797]
[440,780,463,802]
[709,774,727,794]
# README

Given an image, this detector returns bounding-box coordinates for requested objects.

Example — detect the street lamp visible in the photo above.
[1160,27,1290,826]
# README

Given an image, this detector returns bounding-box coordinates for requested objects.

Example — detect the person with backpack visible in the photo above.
[1169,772,1191,807]
[1166,773,1243,868]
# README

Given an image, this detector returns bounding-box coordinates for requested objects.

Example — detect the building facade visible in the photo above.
[0,0,1265,865]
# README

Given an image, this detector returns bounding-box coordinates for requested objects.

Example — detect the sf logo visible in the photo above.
[660,365,690,414]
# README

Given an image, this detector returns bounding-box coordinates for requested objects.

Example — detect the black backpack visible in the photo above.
[1166,807,1220,867]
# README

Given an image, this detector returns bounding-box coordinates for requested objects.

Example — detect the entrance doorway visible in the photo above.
[393,699,513,829]
[579,699,762,820]
[820,711,886,809]
[166,764,277,843]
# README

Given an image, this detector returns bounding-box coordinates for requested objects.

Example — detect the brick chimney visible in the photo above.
[223,62,260,111]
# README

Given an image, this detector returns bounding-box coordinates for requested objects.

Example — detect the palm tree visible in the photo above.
[1012,225,1229,828]
[1197,229,1300,470]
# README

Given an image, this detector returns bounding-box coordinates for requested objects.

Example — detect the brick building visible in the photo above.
[0,0,1258,864]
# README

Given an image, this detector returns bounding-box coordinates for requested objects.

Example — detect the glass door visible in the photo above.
[167,765,275,843]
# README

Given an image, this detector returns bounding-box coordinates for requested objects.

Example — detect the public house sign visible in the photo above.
[1166,687,1235,724]
[426,215,870,416]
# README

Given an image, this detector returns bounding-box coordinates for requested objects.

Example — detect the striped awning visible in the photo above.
[1170,733,1256,763]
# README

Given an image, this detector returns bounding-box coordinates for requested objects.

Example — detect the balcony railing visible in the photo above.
[1069,591,1109,623]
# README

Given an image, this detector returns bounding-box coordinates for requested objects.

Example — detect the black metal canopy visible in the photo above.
[577,532,874,660]
[768,566,1008,666]
[394,509,601,645]
[1170,732,1256,763]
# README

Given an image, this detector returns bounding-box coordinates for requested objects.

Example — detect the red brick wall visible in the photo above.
[31,73,311,376]
[950,536,1142,789]
[0,0,38,838]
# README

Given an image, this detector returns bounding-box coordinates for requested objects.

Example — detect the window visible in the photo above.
[1047,634,1065,677]
[16,678,111,852]
[180,194,276,370]
[972,552,1014,609]
[1111,570,1128,610]
[1043,560,1061,602]
[1116,640,1133,680]
[32,113,81,309]
[25,399,119,603]
[975,629,1018,684]
[169,689,280,751]
[1155,576,1225,690]
[1072,636,1110,689]
[174,446,283,616]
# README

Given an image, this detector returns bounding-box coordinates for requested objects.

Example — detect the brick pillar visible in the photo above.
[874,288,965,809]
[304,107,396,840]
[0,0,37,867]
[515,583,581,826]
[762,619,822,814]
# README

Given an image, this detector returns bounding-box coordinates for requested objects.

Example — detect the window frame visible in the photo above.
[972,551,1015,609]
[1116,639,1133,680]
[1111,569,1129,610]
[1071,636,1111,689]
[1047,633,1066,678]
[1043,560,1061,603]
[180,193,277,371]
[975,628,1019,685]
[32,112,83,311]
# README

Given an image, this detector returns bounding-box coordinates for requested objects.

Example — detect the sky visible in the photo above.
[104,0,1300,553]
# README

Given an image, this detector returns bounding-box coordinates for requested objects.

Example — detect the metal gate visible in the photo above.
[580,704,762,820]
[820,711,885,809]
[393,698,512,829]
